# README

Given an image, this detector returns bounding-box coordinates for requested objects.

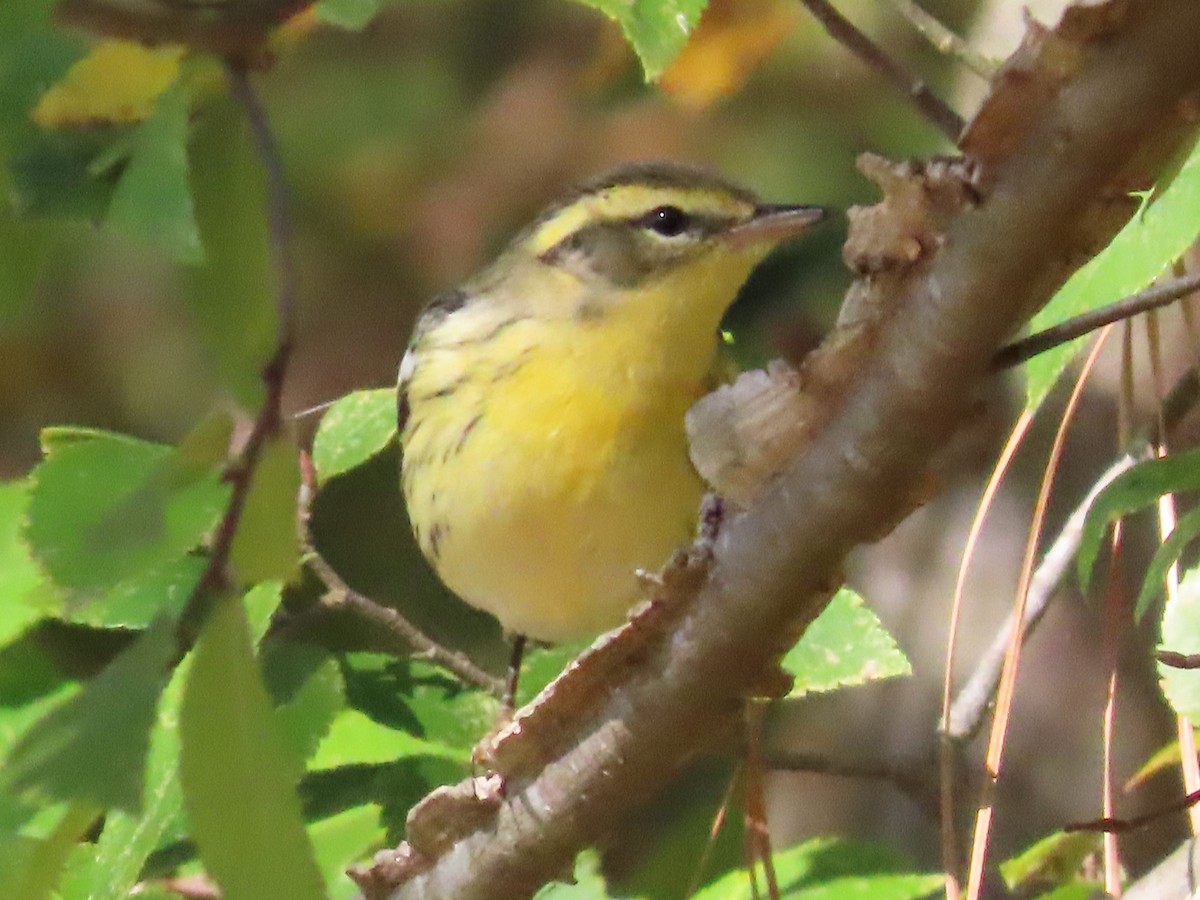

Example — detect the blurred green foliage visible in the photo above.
[4,0,1151,897]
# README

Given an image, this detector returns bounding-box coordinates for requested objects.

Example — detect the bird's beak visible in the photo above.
[723,204,826,249]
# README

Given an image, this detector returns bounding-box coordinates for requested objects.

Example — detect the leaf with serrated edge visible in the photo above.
[1159,567,1200,722]
[312,388,398,481]
[25,429,228,593]
[782,587,910,698]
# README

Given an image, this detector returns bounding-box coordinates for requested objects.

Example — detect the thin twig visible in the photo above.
[797,0,965,143]
[993,271,1200,370]
[945,352,1200,744]
[177,61,296,646]
[887,0,995,77]
[1067,788,1200,834]
[1157,650,1200,669]
[762,749,940,819]
[312,558,503,698]
[939,406,1034,898]
[966,332,1107,900]
[943,453,1138,742]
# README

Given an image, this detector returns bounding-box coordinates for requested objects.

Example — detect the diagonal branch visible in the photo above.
[360,3,1200,897]
[798,0,966,142]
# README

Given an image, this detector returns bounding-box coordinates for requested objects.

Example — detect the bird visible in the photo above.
[398,161,824,668]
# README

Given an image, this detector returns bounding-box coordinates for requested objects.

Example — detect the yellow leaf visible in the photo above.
[32,40,184,127]
[659,0,797,110]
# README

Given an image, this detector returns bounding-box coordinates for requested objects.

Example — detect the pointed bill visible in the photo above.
[724,204,826,248]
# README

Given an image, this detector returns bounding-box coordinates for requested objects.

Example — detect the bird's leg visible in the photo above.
[502,633,528,715]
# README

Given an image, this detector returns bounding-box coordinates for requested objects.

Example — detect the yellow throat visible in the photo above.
[399,162,823,642]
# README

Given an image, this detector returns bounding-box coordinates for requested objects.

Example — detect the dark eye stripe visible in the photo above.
[636,206,690,237]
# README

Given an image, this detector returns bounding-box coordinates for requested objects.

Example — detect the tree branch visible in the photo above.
[359,4,1200,897]
[798,0,965,142]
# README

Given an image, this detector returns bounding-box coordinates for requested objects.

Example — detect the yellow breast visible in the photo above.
[401,297,716,642]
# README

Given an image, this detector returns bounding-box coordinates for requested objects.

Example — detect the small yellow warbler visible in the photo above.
[399,162,823,643]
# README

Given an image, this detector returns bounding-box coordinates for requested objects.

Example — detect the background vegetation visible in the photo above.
[2,0,1199,898]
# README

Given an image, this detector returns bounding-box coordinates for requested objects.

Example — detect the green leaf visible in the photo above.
[315,0,383,31]
[1135,504,1200,621]
[999,830,1103,891]
[1,618,177,811]
[573,0,708,80]
[310,709,468,770]
[516,641,587,708]
[693,836,942,899]
[78,647,194,900]
[0,481,50,645]
[312,389,399,482]
[781,587,910,698]
[1159,566,1200,721]
[533,851,608,897]
[405,660,497,751]
[180,594,325,900]
[7,127,123,220]
[24,429,228,595]
[61,556,205,629]
[183,97,276,407]
[1078,448,1200,592]
[106,81,201,262]
[1031,884,1104,900]
[1025,137,1200,410]
[230,435,301,584]
[272,655,346,765]
[0,802,97,900]
[309,804,385,900]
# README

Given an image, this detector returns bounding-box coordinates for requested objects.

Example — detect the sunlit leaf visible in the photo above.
[534,851,607,897]
[310,709,467,770]
[32,40,183,127]
[1124,732,1196,791]
[309,804,385,900]
[180,594,325,900]
[62,556,205,629]
[312,388,398,481]
[781,587,910,698]
[693,836,942,899]
[77,649,194,900]
[1025,137,1200,410]
[999,830,1103,892]
[0,803,97,900]
[1135,504,1200,621]
[24,429,228,595]
[1,619,177,811]
[574,0,709,80]
[1077,448,1200,592]
[516,641,586,708]
[230,435,302,584]
[0,481,50,644]
[271,655,345,765]
[1159,567,1200,722]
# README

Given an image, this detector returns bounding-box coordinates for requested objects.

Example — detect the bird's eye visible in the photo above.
[640,206,690,237]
